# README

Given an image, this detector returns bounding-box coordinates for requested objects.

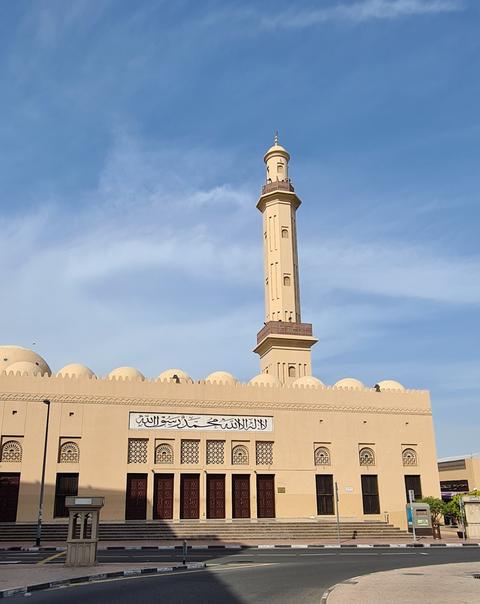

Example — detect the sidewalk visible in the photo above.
[325,561,480,604]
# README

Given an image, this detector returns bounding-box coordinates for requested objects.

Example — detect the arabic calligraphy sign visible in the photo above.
[129,412,273,432]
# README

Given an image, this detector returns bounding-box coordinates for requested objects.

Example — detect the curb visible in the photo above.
[0,562,205,599]
[1,542,479,552]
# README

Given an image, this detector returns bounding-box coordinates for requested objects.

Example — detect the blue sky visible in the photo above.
[0,0,479,457]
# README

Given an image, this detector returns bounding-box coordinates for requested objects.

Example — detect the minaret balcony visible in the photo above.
[256,321,313,345]
[261,180,295,195]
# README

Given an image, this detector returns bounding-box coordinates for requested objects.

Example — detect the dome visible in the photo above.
[6,361,42,376]
[376,379,405,391]
[292,376,325,388]
[205,371,238,385]
[0,345,51,376]
[57,363,96,379]
[249,373,280,387]
[334,377,364,390]
[108,366,145,381]
[157,368,192,383]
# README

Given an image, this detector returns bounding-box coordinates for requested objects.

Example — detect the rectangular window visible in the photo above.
[361,475,380,514]
[54,473,79,518]
[181,440,200,464]
[316,475,334,515]
[256,441,273,465]
[127,439,148,464]
[404,475,423,502]
[206,440,225,464]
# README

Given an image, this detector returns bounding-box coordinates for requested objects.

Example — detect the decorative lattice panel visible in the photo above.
[232,444,249,465]
[0,440,22,463]
[402,448,417,466]
[181,440,199,464]
[128,439,148,464]
[59,441,80,463]
[314,446,331,466]
[256,441,273,465]
[206,440,225,464]
[359,447,375,466]
[155,443,174,464]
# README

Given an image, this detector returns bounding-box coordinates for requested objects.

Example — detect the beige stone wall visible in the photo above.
[0,373,440,529]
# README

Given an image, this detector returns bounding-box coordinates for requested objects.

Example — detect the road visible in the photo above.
[2,547,480,602]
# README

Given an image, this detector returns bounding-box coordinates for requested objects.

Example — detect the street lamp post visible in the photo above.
[35,399,51,547]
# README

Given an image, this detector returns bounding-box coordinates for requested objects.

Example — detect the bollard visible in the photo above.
[182,539,187,566]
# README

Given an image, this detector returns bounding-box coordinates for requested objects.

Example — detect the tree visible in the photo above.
[419,496,447,527]
[446,490,480,525]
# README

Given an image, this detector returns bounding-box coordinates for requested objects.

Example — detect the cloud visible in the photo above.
[261,0,465,29]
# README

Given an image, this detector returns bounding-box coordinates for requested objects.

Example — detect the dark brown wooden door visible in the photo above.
[316,475,334,515]
[207,475,225,519]
[404,475,422,502]
[180,474,200,519]
[232,475,250,518]
[361,475,380,514]
[54,473,79,518]
[257,474,275,518]
[125,473,148,520]
[153,474,174,519]
[0,473,20,522]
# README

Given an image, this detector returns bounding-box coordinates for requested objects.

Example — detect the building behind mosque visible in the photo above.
[0,138,440,536]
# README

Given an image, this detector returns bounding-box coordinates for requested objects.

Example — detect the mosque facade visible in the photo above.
[0,138,440,530]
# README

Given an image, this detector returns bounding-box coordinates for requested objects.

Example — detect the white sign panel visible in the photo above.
[129,412,273,433]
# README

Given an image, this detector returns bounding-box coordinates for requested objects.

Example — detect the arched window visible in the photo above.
[58,441,80,464]
[232,445,249,465]
[359,447,375,466]
[288,365,296,378]
[281,228,289,239]
[402,448,417,466]
[283,275,291,286]
[0,440,22,462]
[155,443,174,464]
[314,446,331,466]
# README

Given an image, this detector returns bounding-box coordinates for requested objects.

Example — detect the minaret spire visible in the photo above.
[274,130,279,145]
[253,137,317,384]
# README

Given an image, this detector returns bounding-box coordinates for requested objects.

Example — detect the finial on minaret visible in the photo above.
[274,130,279,145]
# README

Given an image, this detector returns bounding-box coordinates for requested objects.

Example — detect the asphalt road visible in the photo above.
[2,548,480,603]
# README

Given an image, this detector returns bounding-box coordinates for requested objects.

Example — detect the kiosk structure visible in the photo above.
[65,496,104,566]
[463,495,480,539]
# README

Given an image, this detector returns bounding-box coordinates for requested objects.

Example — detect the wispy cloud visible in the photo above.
[261,0,465,29]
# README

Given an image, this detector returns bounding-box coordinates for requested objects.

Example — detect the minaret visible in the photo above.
[253,134,317,384]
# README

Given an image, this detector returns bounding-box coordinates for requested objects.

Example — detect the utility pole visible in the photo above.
[35,399,51,547]
[335,481,340,545]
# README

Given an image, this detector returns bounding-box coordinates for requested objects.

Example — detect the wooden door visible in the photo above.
[316,475,334,515]
[180,474,200,519]
[153,474,174,520]
[232,475,250,518]
[361,475,380,514]
[404,475,422,502]
[54,473,79,518]
[257,474,275,518]
[125,473,148,520]
[207,475,225,519]
[0,473,20,522]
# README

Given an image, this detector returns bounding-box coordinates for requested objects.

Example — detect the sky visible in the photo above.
[0,0,479,457]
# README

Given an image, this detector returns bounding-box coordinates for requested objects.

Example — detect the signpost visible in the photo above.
[335,481,340,546]
[408,489,417,543]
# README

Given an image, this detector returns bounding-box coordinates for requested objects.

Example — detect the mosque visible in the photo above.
[0,137,440,533]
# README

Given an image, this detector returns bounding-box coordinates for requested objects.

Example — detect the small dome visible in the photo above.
[0,345,51,376]
[249,373,280,387]
[6,361,42,376]
[376,379,405,391]
[292,376,325,388]
[108,366,145,381]
[157,368,192,383]
[205,371,238,385]
[334,377,364,389]
[57,363,96,379]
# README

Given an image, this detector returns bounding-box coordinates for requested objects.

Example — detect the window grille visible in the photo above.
[402,448,417,466]
[359,447,375,466]
[206,440,224,464]
[128,439,148,464]
[155,443,174,464]
[0,440,22,462]
[181,440,199,464]
[256,441,273,465]
[232,444,249,465]
[58,441,80,463]
[314,446,331,466]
